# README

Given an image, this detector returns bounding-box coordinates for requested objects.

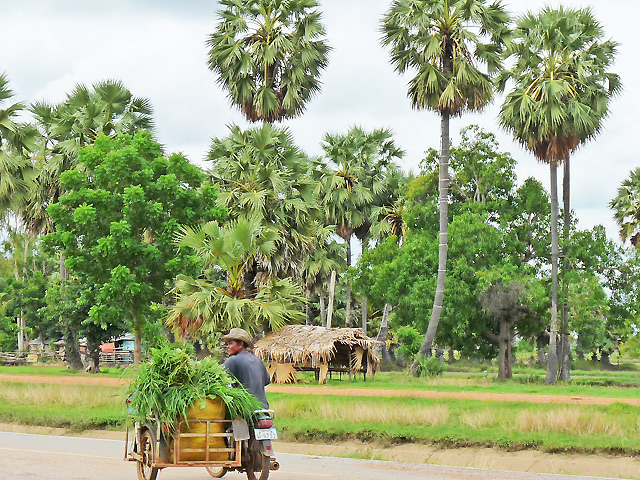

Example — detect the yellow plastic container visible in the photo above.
[175,397,228,462]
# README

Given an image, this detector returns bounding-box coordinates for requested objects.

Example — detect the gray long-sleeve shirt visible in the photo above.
[223,351,270,408]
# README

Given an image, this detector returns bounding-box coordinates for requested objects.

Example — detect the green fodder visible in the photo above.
[272,398,450,426]
[459,408,497,429]
[513,408,627,437]
[0,382,123,409]
[128,344,261,430]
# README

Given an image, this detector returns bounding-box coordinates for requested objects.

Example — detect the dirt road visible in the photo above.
[2,373,639,407]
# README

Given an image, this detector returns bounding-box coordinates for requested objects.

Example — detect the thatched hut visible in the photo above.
[254,325,380,384]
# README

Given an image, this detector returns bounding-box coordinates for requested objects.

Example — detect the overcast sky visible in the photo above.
[1,0,637,243]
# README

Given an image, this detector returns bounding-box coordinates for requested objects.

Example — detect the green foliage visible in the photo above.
[381,0,510,115]
[498,7,620,164]
[128,344,261,432]
[207,0,330,122]
[45,132,223,356]
[395,326,421,361]
[413,355,446,377]
[168,218,305,338]
[611,168,640,245]
[209,123,321,280]
[321,126,403,244]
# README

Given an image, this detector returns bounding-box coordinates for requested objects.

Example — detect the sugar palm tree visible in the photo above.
[207,0,330,122]
[611,168,640,247]
[0,73,36,154]
[381,0,509,365]
[0,73,37,214]
[321,126,402,326]
[499,7,620,384]
[208,123,322,283]
[167,218,305,339]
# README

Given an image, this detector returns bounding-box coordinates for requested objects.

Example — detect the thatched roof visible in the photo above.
[254,325,380,370]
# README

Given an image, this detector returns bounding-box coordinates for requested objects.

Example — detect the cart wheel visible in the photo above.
[206,466,227,478]
[246,454,270,480]
[137,430,159,480]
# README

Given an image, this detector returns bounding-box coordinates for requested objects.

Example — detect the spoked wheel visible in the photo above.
[137,430,159,480]
[246,454,270,480]
[206,466,227,478]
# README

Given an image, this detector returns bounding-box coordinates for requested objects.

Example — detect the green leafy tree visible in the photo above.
[167,218,305,342]
[499,7,621,383]
[381,0,510,369]
[207,0,330,122]
[26,80,154,235]
[45,132,222,364]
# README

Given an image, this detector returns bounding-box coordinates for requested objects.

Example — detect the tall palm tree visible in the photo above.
[381,0,509,364]
[207,0,330,122]
[499,7,620,384]
[321,126,402,326]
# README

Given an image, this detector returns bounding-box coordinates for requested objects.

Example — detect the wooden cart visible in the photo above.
[125,415,243,480]
[125,399,277,480]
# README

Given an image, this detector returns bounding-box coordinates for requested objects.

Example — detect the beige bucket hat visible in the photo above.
[221,328,254,348]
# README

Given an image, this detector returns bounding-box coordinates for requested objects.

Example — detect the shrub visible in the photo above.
[414,355,446,377]
[395,326,422,361]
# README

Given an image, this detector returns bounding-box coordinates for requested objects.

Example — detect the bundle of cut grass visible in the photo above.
[127,344,261,433]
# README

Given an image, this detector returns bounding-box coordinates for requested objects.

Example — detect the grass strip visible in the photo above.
[268,393,640,456]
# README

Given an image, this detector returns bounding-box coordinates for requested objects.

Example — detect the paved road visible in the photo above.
[0,432,630,480]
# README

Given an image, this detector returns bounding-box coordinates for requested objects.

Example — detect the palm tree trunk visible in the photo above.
[319,293,326,327]
[560,156,571,380]
[305,288,312,325]
[361,296,367,335]
[345,240,352,327]
[414,111,450,367]
[375,303,393,367]
[546,162,559,384]
[327,270,337,328]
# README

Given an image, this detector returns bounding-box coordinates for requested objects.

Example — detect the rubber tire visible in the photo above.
[137,430,159,480]
[206,467,227,478]
[246,454,270,480]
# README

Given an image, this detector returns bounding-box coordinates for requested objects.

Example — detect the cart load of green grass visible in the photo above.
[127,344,261,432]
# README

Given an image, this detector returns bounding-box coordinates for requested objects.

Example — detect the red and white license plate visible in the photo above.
[254,427,278,440]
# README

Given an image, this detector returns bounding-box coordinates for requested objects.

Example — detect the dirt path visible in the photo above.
[2,373,639,406]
